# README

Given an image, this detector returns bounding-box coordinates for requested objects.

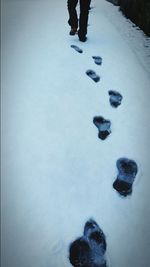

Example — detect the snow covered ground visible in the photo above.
[1,0,150,267]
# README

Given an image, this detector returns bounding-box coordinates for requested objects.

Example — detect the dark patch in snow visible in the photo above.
[93,116,111,140]
[71,45,83,53]
[86,70,100,82]
[69,219,108,267]
[108,90,123,108]
[113,158,138,196]
[92,56,102,65]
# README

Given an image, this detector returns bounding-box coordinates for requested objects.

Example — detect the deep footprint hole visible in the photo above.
[108,90,123,108]
[113,158,138,197]
[93,116,111,140]
[86,69,100,82]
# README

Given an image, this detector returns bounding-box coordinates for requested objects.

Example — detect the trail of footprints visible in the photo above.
[68,44,138,266]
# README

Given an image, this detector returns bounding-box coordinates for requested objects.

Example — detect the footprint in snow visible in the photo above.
[108,90,123,108]
[71,45,83,53]
[69,219,108,267]
[93,116,111,140]
[113,158,138,197]
[92,56,102,65]
[86,69,100,82]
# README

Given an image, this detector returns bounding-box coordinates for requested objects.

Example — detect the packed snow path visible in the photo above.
[1,0,150,267]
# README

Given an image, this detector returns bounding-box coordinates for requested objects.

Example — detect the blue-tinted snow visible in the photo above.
[1,0,150,267]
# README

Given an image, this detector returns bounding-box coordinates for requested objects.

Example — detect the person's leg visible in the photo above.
[78,0,90,41]
[89,0,92,10]
[67,0,78,34]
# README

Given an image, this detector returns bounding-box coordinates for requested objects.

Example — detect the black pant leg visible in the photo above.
[78,0,90,36]
[67,0,78,29]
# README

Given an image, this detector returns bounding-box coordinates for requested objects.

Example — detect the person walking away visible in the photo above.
[67,0,91,42]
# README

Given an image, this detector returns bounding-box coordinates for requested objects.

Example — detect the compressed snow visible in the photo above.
[1,0,150,267]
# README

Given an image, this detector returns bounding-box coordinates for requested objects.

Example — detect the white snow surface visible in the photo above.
[1,0,150,267]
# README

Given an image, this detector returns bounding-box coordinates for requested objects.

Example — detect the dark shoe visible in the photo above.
[78,30,87,42]
[69,28,77,35]
[78,35,87,42]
